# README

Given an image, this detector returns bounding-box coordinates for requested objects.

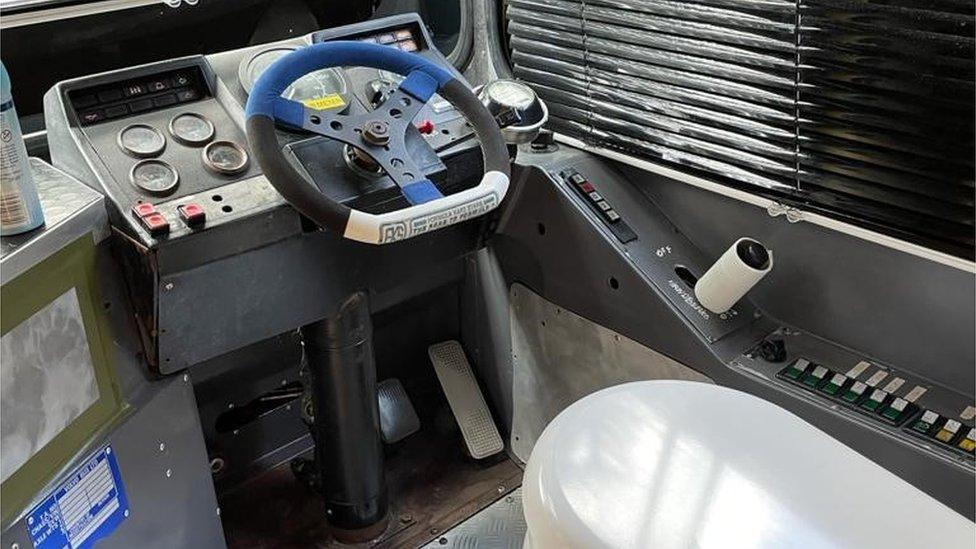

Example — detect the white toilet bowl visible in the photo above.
[522,380,974,549]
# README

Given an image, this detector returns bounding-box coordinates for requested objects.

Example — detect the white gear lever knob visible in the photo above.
[695,237,773,314]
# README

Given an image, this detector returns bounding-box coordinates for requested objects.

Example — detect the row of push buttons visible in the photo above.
[781,358,918,424]
[131,201,205,237]
[74,70,203,125]
[781,358,975,456]
[566,172,623,223]
[359,27,419,52]
[559,168,637,244]
[908,410,976,454]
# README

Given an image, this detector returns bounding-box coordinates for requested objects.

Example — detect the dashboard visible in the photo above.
[47,15,478,243]
[43,14,487,373]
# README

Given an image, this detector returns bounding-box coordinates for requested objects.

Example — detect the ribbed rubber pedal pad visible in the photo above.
[428,341,504,459]
[377,378,420,444]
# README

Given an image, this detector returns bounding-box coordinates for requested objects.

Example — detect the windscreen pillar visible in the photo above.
[301,291,388,540]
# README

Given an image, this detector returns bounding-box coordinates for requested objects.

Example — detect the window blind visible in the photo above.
[506,0,975,259]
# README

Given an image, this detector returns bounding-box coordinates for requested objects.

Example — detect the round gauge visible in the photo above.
[117,124,165,158]
[202,140,249,175]
[169,113,215,146]
[129,159,179,195]
[481,80,537,111]
[239,47,349,111]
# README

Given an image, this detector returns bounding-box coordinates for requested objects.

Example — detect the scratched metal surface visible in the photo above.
[0,158,107,284]
[419,488,526,549]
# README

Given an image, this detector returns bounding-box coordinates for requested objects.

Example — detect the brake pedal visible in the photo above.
[428,341,503,459]
[377,378,421,444]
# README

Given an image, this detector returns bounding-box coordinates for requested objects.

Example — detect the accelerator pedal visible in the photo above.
[377,378,420,444]
[428,341,504,459]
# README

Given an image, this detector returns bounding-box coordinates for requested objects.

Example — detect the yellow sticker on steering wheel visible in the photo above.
[302,94,346,110]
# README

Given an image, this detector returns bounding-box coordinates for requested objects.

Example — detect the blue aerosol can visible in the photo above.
[1,61,45,235]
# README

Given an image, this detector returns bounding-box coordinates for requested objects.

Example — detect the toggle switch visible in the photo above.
[132,203,156,218]
[139,212,170,236]
[801,364,830,389]
[910,410,940,435]
[880,397,914,424]
[782,358,810,381]
[935,419,961,444]
[860,388,888,413]
[841,380,869,404]
[819,373,850,397]
[177,203,206,227]
[958,428,975,454]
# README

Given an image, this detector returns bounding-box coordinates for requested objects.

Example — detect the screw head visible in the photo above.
[164,282,174,291]
[158,442,165,452]
[165,468,172,478]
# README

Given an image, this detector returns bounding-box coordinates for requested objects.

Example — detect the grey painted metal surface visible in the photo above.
[420,488,526,549]
[510,283,711,462]
[625,163,976,398]
[0,158,107,284]
[540,158,759,343]
[733,328,974,473]
[471,146,974,518]
[1,375,225,549]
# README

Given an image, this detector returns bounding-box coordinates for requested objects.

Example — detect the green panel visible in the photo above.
[1,235,126,525]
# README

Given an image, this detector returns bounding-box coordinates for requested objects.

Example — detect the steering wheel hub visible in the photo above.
[361,120,390,146]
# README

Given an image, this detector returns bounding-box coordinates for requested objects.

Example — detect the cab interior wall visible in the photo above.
[0,0,973,546]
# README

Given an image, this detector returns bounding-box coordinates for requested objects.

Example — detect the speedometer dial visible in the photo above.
[239,47,349,112]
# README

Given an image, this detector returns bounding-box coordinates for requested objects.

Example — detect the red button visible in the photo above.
[416,119,435,134]
[580,182,595,193]
[140,212,170,235]
[132,203,156,217]
[177,203,206,226]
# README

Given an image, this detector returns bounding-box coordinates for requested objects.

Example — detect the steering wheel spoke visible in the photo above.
[375,86,427,124]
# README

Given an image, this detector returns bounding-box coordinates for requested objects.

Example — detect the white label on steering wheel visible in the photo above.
[344,170,509,244]
[380,193,498,243]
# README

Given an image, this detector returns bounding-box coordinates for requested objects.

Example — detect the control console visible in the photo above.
[44,14,488,372]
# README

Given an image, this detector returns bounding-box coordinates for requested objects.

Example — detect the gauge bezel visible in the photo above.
[129,159,179,195]
[240,46,349,99]
[117,123,166,158]
[168,112,215,146]
[202,140,250,175]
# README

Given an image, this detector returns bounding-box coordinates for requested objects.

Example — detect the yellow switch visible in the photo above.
[935,419,961,444]
[958,428,975,454]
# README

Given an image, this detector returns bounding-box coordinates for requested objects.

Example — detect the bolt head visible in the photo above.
[361,120,391,145]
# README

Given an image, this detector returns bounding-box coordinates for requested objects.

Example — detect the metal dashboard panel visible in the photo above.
[1,375,224,549]
[537,150,759,343]
[0,159,107,285]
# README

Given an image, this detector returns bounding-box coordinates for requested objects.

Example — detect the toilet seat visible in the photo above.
[522,381,974,548]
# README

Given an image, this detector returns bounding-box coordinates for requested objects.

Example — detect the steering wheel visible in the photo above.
[244,41,511,244]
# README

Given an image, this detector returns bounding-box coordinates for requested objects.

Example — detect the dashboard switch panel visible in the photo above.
[69,67,208,126]
[560,168,636,244]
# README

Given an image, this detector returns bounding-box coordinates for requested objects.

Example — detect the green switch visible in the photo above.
[911,410,940,435]
[842,381,868,404]
[860,389,888,412]
[783,358,811,380]
[801,365,830,389]
[880,397,912,423]
[819,373,849,396]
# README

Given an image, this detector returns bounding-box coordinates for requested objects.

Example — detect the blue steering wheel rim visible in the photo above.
[245,40,455,126]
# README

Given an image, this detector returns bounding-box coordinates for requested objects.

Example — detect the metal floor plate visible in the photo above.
[420,488,526,549]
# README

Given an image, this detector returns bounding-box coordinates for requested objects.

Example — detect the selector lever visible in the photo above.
[694,237,773,314]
